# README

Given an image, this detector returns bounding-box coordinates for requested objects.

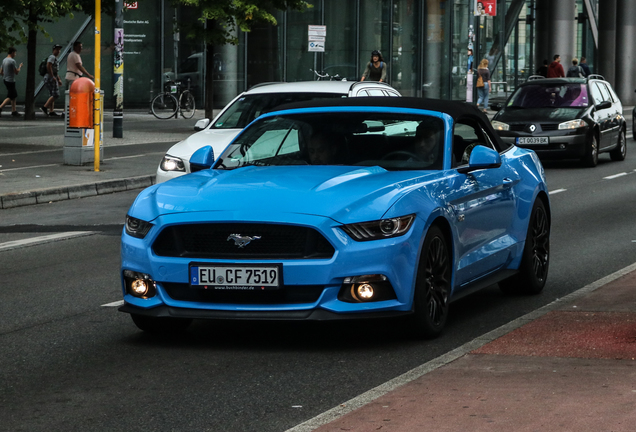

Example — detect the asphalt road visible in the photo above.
[1,146,636,431]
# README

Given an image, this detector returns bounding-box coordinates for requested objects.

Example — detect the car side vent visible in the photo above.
[153,223,335,259]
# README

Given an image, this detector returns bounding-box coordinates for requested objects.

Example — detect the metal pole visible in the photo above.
[94,0,102,171]
[113,0,124,138]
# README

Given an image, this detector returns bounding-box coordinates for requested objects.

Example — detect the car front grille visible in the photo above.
[162,282,325,304]
[510,124,526,131]
[540,123,559,131]
[152,223,335,259]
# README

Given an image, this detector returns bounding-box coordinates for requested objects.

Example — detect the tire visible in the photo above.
[408,225,452,339]
[499,199,550,295]
[179,91,196,119]
[609,129,626,161]
[582,133,599,167]
[151,93,178,119]
[131,314,192,333]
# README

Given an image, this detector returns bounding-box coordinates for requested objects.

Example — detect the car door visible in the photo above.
[445,121,519,291]
[589,81,613,149]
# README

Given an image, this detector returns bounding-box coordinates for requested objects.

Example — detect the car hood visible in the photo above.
[165,127,241,162]
[131,166,437,224]
[494,106,588,123]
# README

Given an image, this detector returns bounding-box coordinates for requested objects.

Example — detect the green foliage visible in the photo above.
[172,0,311,45]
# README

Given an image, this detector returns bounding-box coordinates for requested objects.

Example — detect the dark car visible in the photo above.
[491,76,627,167]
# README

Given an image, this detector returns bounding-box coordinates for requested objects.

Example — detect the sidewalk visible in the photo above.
[290,264,636,431]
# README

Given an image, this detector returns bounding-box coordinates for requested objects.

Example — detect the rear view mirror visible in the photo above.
[491,102,503,111]
[595,101,611,110]
[194,118,210,131]
[457,146,501,174]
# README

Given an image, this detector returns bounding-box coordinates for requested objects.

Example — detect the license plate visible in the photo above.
[517,137,549,145]
[189,264,282,290]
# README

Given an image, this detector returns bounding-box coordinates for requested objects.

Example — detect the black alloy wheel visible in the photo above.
[582,134,599,167]
[499,199,550,295]
[610,129,627,161]
[409,225,451,338]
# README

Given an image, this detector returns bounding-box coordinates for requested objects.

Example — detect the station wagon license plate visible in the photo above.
[190,264,282,290]
[517,137,549,145]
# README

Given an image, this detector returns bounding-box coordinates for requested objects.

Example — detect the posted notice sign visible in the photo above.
[308,25,326,52]
[474,0,496,16]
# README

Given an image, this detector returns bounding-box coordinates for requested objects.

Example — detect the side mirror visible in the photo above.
[457,145,501,174]
[491,102,503,111]
[194,118,210,131]
[189,145,215,173]
[595,101,611,110]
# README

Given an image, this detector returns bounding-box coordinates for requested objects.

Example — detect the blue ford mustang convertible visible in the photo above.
[120,98,551,338]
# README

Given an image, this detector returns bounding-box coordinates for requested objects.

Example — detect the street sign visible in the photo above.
[474,0,496,16]
[308,25,326,52]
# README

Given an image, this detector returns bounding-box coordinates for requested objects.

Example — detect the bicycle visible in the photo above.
[151,75,196,119]
[310,69,346,81]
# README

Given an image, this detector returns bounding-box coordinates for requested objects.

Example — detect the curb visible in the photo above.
[0,175,155,209]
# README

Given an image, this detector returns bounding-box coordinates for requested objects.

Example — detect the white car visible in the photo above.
[156,81,401,183]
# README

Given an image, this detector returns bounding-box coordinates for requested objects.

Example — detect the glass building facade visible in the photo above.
[10,0,605,110]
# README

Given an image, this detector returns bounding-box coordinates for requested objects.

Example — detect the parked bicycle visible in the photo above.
[310,69,346,81]
[151,74,196,119]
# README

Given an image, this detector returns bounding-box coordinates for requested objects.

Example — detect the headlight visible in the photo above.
[491,120,509,131]
[160,154,185,172]
[558,119,587,130]
[341,215,415,241]
[125,215,154,239]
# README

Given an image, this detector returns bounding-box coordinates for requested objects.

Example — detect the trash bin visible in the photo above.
[64,78,103,165]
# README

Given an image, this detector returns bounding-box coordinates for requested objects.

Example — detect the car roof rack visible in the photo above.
[587,74,605,81]
[527,75,545,81]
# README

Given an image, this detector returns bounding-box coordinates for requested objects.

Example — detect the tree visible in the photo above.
[0,0,114,120]
[171,0,310,118]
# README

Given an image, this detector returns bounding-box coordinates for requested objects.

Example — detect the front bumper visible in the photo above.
[499,131,589,159]
[120,211,424,318]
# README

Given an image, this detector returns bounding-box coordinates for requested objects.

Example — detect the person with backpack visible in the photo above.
[41,44,63,117]
[360,50,387,83]
[566,58,585,78]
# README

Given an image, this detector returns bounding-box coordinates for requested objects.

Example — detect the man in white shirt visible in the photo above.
[65,41,93,89]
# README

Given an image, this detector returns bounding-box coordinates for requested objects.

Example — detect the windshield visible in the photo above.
[212,93,346,129]
[507,83,589,108]
[215,112,445,171]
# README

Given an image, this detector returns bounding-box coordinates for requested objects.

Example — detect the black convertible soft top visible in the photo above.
[271,96,508,150]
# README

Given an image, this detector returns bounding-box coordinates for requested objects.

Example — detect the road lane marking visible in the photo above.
[102,300,124,307]
[0,163,58,172]
[0,231,95,251]
[549,188,567,195]
[604,172,628,180]
[285,261,636,432]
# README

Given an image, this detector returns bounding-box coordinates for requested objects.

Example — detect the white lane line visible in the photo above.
[285,261,636,432]
[0,163,58,172]
[102,300,124,307]
[604,172,628,180]
[105,154,148,160]
[549,188,567,195]
[0,231,95,251]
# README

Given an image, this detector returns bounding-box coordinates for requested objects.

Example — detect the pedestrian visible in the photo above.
[360,50,387,83]
[547,54,564,78]
[42,44,63,117]
[0,47,23,117]
[566,58,585,78]
[535,59,548,77]
[467,48,474,73]
[579,57,591,77]
[65,41,93,89]
[476,58,491,113]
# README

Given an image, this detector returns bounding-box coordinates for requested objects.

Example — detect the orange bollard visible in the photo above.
[69,77,95,128]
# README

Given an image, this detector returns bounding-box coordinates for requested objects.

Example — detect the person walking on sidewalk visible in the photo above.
[42,44,63,117]
[65,41,93,89]
[547,54,565,78]
[0,47,23,117]
[476,58,491,113]
[360,50,387,83]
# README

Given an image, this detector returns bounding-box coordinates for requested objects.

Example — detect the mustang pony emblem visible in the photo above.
[227,234,262,248]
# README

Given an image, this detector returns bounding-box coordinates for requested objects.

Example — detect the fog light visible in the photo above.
[131,279,150,296]
[357,283,374,299]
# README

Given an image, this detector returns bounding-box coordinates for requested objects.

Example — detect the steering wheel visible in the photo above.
[382,150,423,161]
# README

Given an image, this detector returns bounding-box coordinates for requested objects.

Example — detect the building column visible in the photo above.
[597,0,616,84]
[533,0,551,68]
[548,0,576,69]
[615,0,636,105]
